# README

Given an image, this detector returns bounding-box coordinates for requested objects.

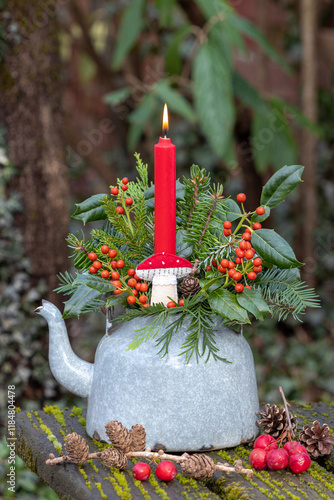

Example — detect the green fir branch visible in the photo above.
[254,268,321,321]
[54,271,79,296]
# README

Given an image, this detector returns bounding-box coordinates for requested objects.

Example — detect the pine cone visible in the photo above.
[105,421,132,453]
[99,448,128,470]
[299,420,334,459]
[180,453,216,480]
[180,276,200,298]
[64,433,89,464]
[257,404,297,439]
[130,424,146,452]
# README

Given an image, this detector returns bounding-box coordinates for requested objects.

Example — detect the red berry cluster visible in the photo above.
[132,460,177,482]
[110,177,133,215]
[205,193,266,293]
[88,246,149,307]
[249,434,311,474]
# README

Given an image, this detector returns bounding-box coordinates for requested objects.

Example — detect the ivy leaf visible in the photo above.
[176,230,193,258]
[74,274,115,293]
[112,0,145,70]
[72,194,106,224]
[251,229,303,268]
[208,289,250,323]
[63,286,102,319]
[236,288,270,321]
[193,41,235,157]
[260,165,304,208]
[251,206,270,223]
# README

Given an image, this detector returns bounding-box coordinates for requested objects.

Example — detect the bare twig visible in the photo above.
[279,386,295,439]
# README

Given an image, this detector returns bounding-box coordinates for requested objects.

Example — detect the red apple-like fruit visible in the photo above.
[288,444,308,456]
[249,449,268,470]
[132,462,151,481]
[289,452,311,474]
[155,461,177,482]
[267,449,289,470]
[253,434,277,451]
[283,441,299,454]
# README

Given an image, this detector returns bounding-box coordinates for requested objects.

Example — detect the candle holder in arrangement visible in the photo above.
[36,108,320,451]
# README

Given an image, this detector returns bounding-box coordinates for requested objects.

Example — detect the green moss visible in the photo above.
[16,436,38,474]
[32,412,63,454]
[87,459,99,473]
[78,465,92,490]
[93,481,107,499]
[148,472,170,499]
[112,468,133,499]
[224,483,250,500]
[43,405,67,429]
[248,478,273,498]
[92,439,110,451]
[71,406,83,417]
[105,472,132,500]
[15,407,21,413]
[177,474,199,490]
[132,476,151,500]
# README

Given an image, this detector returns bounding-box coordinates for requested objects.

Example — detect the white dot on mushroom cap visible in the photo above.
[162,261,165,265]
[149,262,152,265]
[177,260,179,262]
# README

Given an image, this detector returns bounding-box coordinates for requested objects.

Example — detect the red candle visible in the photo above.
[154,104,176,254]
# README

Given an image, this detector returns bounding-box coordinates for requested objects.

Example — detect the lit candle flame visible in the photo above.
[162,103,169,136]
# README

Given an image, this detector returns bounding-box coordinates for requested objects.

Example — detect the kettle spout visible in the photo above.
[35,300,94,398]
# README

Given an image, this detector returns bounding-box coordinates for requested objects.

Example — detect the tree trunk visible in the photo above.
[299,0,318,286]
[0,0,69,306]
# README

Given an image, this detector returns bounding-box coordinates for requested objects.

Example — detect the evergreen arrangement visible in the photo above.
[56,155,320,362]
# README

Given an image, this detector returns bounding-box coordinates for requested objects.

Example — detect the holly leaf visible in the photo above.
[219,198,241,222]
[208,289,250,323]
[200,277,225,294]
[176,230,193,258]
[251,206,270,223]
[72,194,107,224]
[251,229,303,268]
[236,288,270,321]
[62,286,102,319]
[260,165,304,208]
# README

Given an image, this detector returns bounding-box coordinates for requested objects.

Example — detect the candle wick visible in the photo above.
[163,128,168,138]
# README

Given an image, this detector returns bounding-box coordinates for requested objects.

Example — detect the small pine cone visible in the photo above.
[64,433,89,464]
[257,404,297,439]
[180,453,216,480]
[105,421,132,453]
[99,448,128,470]
[299,420,334,459]
[180,276,201,298]
[130,424,146,452]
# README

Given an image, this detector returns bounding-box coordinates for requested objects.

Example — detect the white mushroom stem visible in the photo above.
[150,274,178,306]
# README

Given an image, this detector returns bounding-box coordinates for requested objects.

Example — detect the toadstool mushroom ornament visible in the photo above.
[136,252,193,306]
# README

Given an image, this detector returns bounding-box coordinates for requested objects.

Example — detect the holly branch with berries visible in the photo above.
[56,155,320,362]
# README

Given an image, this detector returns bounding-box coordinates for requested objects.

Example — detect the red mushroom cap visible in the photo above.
[136,252,193,281]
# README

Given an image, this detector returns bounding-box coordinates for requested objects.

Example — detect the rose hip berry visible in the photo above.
[256,206,265,215]
[249,449,268,470]
[254,435,277,451]
[237,193,246,203]
[155,461,177,482]
[132,462,151,481]
[267,449,289,470]
[289,452,311,474]
[88,252,97,261]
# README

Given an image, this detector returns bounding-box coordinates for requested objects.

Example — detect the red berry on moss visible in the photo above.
[116,206,124,214]
[101,270,110,279]
[155,461,177,482]
[256,206,265,215]
[289,453,311,474]
[101,245,109,254]
[110,187,119,195]
[125,197,133,205]
[122,177,129,185]
[254,435,277,451]
[109,249,117,258]
[223,220,232,229]
[249,449,268,470]
[267,449,289,470]
[237,193,246,203]
[132,462,151,481]
[235,283,244,293]
[253,222,262,230]
[88,252,97,261]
